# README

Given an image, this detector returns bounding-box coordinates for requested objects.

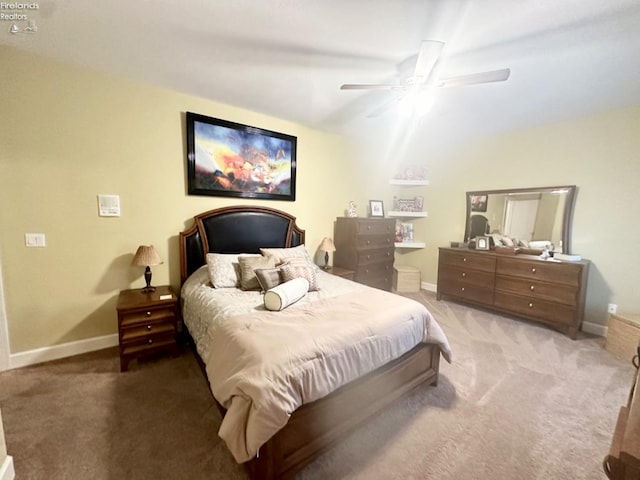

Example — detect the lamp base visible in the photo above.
[141,266,155,293]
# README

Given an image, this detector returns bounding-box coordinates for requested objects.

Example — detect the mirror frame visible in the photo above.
[464,185,577,254]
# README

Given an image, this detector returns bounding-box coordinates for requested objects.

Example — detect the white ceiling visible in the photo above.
[4,0,640,149]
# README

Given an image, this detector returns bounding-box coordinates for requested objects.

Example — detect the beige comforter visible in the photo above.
[182,267,451,463]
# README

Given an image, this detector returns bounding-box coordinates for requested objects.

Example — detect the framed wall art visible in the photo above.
[470,194,488,212]
[186,112,297,201]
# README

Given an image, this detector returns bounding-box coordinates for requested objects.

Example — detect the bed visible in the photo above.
[179,205,451,480]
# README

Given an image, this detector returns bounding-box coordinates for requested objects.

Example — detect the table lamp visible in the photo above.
[131,245,163,293]
[318,237,336,270]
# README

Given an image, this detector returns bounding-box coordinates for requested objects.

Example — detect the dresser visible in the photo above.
[116,285,180,371]
[334,217,395,291]
[437,247,589,338]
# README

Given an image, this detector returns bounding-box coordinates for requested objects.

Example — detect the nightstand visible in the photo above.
[324,266,355,281]
[116,285,180,372]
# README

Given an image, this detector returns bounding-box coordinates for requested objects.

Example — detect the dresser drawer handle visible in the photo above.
[528,302,534,308]
[531,268,536,273]
[462,272,466,277]
[461,287,465,292]
[530,285,535,291]
[463,258,467,262]
[148,339,153,344]
[145,311,152,317]
[367,225,371,230]
[366,239,371,245]
[366,255,371,260]
[386,252,391,256]
[147,325,152,330]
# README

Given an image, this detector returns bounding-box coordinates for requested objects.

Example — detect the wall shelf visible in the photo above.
[389,179,430,186]
[395,242,426,249]
[388,211,428,218]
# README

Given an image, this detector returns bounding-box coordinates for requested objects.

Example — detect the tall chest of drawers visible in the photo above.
[437,247,589,338]
[334,217,395,291]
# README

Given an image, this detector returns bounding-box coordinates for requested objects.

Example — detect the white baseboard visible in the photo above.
[0,455,14,480]
[581,321,607,337]
[421,283,606,338]
[8,334,118,370]
[421,282,437,293]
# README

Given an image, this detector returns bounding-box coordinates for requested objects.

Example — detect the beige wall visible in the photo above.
[358,106,640,327]
[0,46,357,353]
[2,45,638,357]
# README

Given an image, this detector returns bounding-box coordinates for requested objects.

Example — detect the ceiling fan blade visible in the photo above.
[413,40,445,80]
[340,83,405,91]
[437,68,511,88]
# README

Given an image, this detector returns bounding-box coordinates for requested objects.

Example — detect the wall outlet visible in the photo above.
[608,303,618,314]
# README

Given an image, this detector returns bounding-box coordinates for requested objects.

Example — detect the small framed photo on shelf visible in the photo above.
[476,236,490,250]
[369,200,385,217]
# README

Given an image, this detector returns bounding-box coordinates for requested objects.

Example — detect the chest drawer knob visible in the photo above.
[463,258,467,262]
[147,325,152,330]
[531,268,536,273]
[462,272,466,277]
[528,302,534,308]
[145,311,152,317]
[148,339,153,344]
[386,252,391,256]
[366,239,371,245]
[530,285,535,291]
[461,287,465,292]
[367,225,371,230]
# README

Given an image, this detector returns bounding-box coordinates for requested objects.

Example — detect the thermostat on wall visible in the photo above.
[98,194,121,217]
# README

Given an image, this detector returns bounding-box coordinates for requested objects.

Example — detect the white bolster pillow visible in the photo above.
[264,278,309,311]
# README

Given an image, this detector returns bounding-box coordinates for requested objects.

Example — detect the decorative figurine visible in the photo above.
[347,201,358,218]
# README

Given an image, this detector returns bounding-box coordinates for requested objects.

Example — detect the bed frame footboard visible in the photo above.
[249,343,441,480]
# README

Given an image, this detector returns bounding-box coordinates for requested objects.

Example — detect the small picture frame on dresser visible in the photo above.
[369,200,385,217]
[476,236,490,250]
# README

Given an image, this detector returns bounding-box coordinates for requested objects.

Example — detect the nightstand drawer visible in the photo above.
[120,333,177,356]
[120,321,176,343]
[119,306,176,328]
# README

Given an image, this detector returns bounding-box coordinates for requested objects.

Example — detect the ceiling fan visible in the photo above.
[340,40,510,114]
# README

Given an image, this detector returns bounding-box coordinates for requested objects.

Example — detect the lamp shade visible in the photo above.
[131,245,163,267]
[318,237,336,252]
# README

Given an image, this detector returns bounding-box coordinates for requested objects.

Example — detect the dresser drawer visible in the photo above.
[120,320,176,344]
[354,219,395,236]
[496,257,582,286]
[356,234,394,249]
[119,306,176,328]
[495,275,579,306]
[439,266,495,288]
[494,292,577,325]
[356,247,394,266]
[438,278,494,305]
[439,250,496,273]
[356,261,393,287]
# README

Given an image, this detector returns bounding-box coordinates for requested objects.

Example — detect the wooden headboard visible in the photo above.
[179,205,306,284]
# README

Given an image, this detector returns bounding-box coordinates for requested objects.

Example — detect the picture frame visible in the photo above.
[186,111,297,201]
[476,235,490,250]
[369,200,385,217]
[470,194,488,212]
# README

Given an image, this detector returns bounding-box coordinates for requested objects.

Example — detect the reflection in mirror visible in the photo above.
[464,186,577,254]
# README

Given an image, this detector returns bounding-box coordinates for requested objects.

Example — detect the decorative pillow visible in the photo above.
[260,245,314,266]
[238,255,276,291]
[206,253,259,288]
[264,278,310,311]
[279,260,318,291]
[254,267,283,292]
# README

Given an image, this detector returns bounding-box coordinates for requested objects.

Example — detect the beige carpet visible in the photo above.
[0,291,632,479]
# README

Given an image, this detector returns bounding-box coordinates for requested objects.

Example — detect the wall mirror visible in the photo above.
[464,185,577,254]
